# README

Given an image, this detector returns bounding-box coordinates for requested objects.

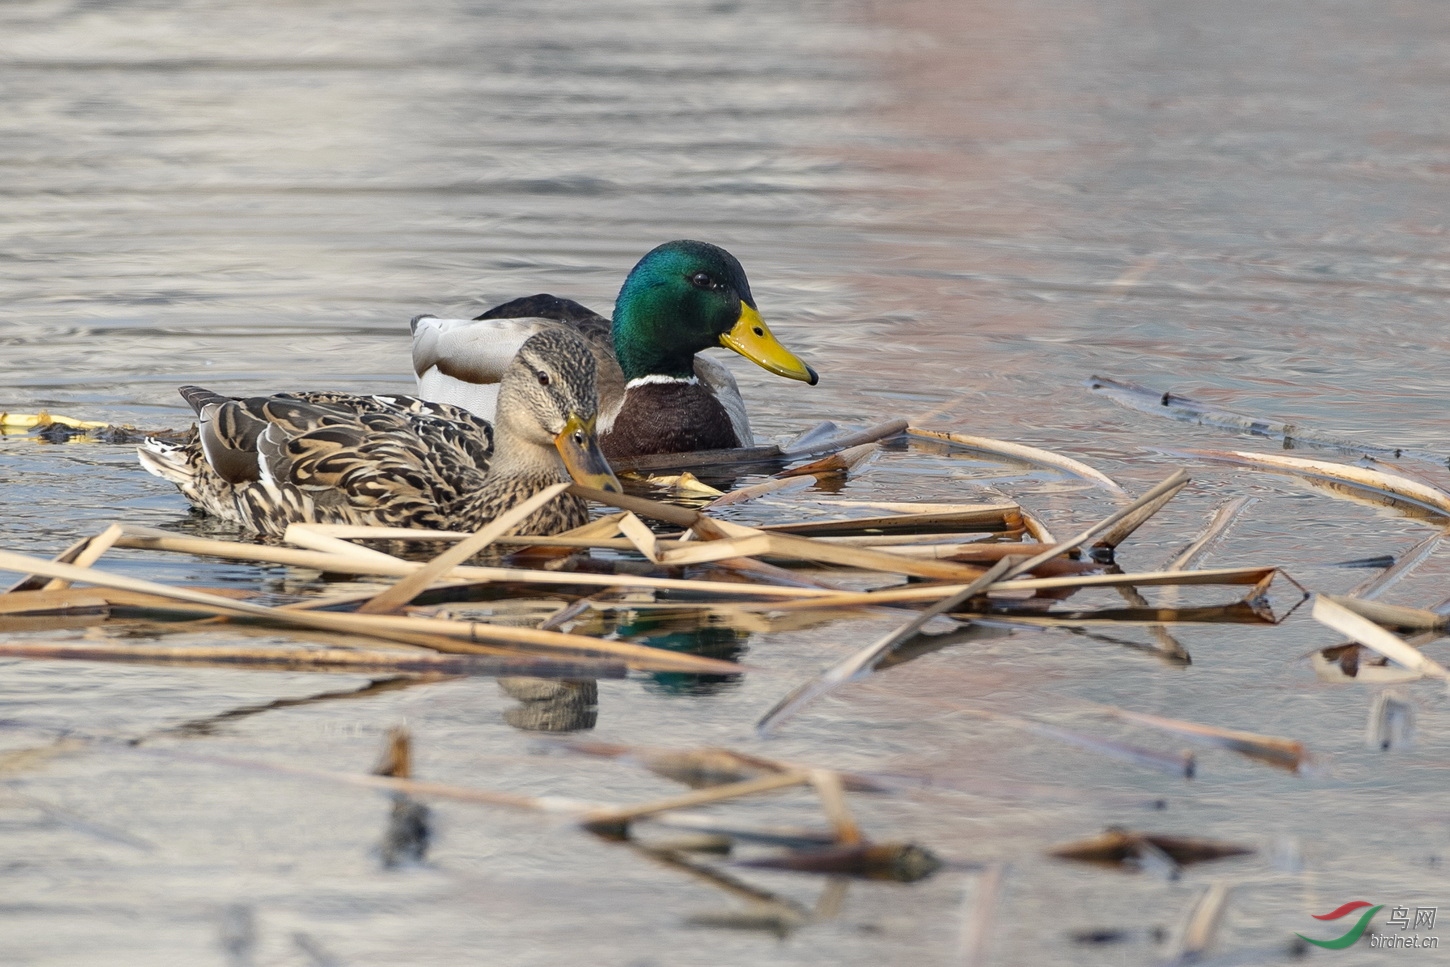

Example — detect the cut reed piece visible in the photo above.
[759,504,1023,539]
[0,640,627,678]
[0,410,110,431]
[757,558,1018,735]
[1349,529,1446,600]
[807,769,863,845]
[704,475,816,508]
[0,587,113,616]
[1311,596,1450,681]
[734,843,942,882]
[689,517,993,582]
[1175,448,1450,518]
[999,470,1190,580]
[1096,707,1307,772]
[1321,595,1447,633]
[577,482,1024,540]
[0,548,745,674]
[744,565,1291,617]
[778,418,910,457]
[957,863,1008,967]
[775,442,880,480]
[579,770,812,834]
[353,482,571,614]
[6,531,111,593]
[1173,881,1232,963]
[1048,829,1253,869]
[112,526,837,600]
[1165,495,1257,571]
[908,427,1127,495]
[40,524,125,592]
[1088,375,1449,466]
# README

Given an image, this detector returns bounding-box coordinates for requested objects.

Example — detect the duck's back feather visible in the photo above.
[412,294,623,425]
[140,387,498,536]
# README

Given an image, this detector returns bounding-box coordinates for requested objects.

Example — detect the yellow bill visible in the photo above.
[719,304,819,385]
[555,414,622,493]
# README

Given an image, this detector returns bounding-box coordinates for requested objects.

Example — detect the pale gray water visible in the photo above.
[2,1,1449,964]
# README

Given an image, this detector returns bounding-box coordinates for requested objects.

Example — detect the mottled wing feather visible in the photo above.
[145,387,498,537]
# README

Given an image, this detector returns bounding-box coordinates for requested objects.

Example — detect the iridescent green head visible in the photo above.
[611,240,818,385]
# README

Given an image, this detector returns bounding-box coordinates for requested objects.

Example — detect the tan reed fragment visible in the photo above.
[1094,705,1306,771]
[807,769,862,845]
[356,482,570,614]
[1173,881,1232,962]
[908,427,1127,495]
[0,548,744,674]
[111,526,834,599]
[0,640,625,677]
[1312,595,1450,681]
[757,558,1018,735]
[42,523,125,591]
[957,863,1008,967]
[579,771,811,829]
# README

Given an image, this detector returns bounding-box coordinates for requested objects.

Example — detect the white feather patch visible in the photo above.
[624,374,701,389]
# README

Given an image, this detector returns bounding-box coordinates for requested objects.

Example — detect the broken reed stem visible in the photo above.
[579,771,811,829]
[1349,528,1447,600]
[1166,495,1257,571]
[111,527,836,599]
[41,523,124,591]
[999,470,1191,580]
[0,640,627,678]
[778,418,910,457]
[757,558,1018,735]
[807,769,863,845]
[907,428,1127,495]
[0,548,744,674]
[957,863,1008,967]
[1095,706,1306,771]
[354,482,570,614]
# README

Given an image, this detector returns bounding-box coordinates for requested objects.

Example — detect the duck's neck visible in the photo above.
[612,291,702,382]
[452,420,588,533]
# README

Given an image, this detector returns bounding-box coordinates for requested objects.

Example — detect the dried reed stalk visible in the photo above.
[908,427,1127,495]
[757,558,1018,735]
[1177,448,1450,517]
[1311,596,1450,681]
[0,548,744,673]
[354,482,570,614]
[111,526,835,599]
[1096,706,1307,771]
[0,640,626,677]
[580,771,812,830]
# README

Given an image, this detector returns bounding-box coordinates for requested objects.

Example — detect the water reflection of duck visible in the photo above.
[411,240,818,459]
[139,330,620,537]
[621,620,751,697]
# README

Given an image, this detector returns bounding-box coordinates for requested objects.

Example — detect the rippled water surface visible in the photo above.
[3,1,1449,965]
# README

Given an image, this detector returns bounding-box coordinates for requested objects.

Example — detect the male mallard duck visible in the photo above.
[138,330,621,537]
[410,240,818,459]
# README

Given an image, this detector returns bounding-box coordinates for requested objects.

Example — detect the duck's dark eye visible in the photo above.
[690,272,717,290]
[573,431,586,446]
[536,371,550,386]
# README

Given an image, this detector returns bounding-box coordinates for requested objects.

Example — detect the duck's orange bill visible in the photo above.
[555,414,622,493]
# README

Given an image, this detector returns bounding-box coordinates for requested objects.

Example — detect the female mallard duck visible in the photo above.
[410,240,818,459]
[138,330,621,537]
